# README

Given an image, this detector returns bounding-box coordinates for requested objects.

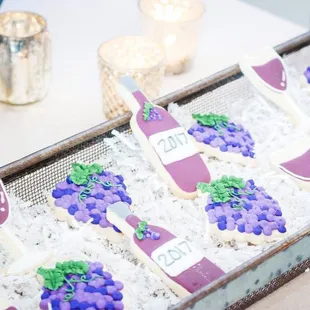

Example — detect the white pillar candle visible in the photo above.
[98,36,165,119]
[139,0,205,75]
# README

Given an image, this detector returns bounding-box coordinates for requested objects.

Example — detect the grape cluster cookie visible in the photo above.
[198,176,287,245]
[49,163,132,242]
[188,114,255,166]
[37,260,125,310]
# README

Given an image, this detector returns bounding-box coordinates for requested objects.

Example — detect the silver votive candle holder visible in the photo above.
[0,11,51,105]
[139,0,205,75]
[98,36,165,119]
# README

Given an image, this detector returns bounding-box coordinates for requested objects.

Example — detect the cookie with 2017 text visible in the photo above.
[188,113,256,166]
[106,202,225,298]
[198,176,287,245]
[116,76,211,200]
[48,163,132,243]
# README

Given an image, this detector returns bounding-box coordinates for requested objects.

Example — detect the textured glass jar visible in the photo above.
[98,36,165,119]
[139,0,205,75]
[0,11,51,105]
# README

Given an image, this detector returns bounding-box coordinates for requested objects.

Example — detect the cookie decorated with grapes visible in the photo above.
[188,113,256,166]
[37,260,126,310]
[198,176,287,245]
[48,163,132,242]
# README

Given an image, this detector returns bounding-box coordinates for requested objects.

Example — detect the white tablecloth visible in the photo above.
[0,0,307,166]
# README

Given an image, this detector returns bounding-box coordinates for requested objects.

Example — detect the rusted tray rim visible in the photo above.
[170,223,310,309]
[1,31,309,179]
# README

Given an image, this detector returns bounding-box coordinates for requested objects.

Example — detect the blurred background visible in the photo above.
[0,0,309,167]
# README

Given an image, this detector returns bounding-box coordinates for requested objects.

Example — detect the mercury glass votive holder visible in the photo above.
[139,0,205,75]
[98,36,165,119]
[0,11,51,105]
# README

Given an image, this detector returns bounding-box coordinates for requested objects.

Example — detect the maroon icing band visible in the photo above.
[0,180,9,226]
[133,91,211,193]
[6,307,18,310]
[280,148,310,181]
[252,58,287,91]
[126,215,224,293]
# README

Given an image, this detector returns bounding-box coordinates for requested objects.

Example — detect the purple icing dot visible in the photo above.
[208,214,218,224]
[99,218,110,228]
[220,144,228,152]
[278,226,287,233]
[248,220,259,228]
[259,220,268,228]
[274,217,286,226]
[236,218,246,225]
[266,214,274,222]
[226,221,235,231]
[245,224,253,234]
[74,211,86,221]
[217,221,227,231]
[253,226,262,235]
[268,208,276,215]
[263,225,273,236]
[238,224,245,233]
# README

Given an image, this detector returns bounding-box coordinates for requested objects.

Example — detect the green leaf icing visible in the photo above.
[135,221,148,240]
[55,261,89,275]
[197,176,249,209]
[37,267,65,291]
[70,163,103,185]
[193,113,229,128]
[143,102,153,121]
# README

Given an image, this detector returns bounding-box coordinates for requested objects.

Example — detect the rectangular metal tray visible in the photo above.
[1,31,310,310]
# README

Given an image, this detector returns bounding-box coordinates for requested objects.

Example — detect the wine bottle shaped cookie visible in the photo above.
[107,202,225,297]
[239,46,310,131]
[116,76,211,199]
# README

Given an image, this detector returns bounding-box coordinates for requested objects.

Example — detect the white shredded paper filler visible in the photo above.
[1,63,310,310]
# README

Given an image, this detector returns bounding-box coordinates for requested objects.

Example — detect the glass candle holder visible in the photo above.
[98,36,165,119]
[0,11,51,105]
[139,0,205,75]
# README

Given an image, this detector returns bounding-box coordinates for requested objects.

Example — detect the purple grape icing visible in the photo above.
[304,66,310,84]
[188,122,255,158]
[52,170,131,233]
[204,179,287,237]
[39,261,124,310]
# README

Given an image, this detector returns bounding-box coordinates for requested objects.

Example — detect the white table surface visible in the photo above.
[0,0,307,167]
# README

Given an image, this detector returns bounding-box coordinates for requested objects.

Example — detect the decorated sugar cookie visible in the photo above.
[240,46,309,130]
[270,138,310,191]
[0,179,51,275]
[48,163,131,243]
[198,176,287,245]
[300,66,310,93]
[116,76,211,199]
[188,113,255,166]
[0,298,19,310]
[37,260,125,310]
[107,202,224,297]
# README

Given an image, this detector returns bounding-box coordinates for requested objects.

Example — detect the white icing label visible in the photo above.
[149,127,197,165]
[151,238,204,277]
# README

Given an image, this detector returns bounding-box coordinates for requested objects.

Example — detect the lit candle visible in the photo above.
[98,36,165,119]
[139,0,205,75]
